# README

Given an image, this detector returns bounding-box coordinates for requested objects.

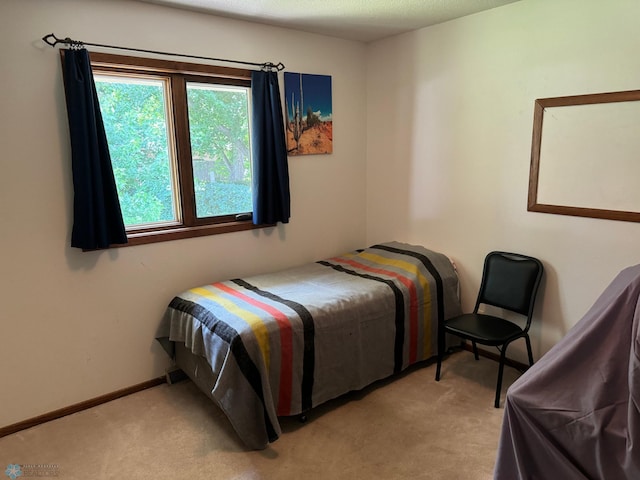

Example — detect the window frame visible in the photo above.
[68,51,269,247]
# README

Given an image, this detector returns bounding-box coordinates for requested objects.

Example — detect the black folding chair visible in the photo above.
[435,251,543,408]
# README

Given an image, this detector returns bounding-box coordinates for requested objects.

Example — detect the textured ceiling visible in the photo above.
[138,0,521,43]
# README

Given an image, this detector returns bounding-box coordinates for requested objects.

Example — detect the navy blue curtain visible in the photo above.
[251,71,291,225]
[61,48,127,249]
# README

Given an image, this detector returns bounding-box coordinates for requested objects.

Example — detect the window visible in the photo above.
[88,52,261,246]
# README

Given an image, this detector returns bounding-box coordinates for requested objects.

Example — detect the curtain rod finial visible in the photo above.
[263,62,285,72]
[42,33,58,46]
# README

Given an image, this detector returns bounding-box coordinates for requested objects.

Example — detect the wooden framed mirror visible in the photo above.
[528,89,640,223]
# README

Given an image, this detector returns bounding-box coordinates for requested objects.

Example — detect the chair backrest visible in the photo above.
[474,251,544,326]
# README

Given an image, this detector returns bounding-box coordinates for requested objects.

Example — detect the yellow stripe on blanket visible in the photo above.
[190,286,270,369]
[352,252,433,357]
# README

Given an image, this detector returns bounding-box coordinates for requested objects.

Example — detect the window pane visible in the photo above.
[187,83,252,218]
[95,75,178,228]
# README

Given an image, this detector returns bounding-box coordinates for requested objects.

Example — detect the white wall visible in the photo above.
[366,0,640,361]
[0,0,366,427]
[3,0,640,429]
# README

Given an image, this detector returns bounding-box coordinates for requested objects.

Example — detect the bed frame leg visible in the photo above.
[165,367,188,385]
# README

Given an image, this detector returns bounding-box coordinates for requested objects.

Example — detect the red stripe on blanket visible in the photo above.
[330,258,419,364]
[214,283,294,416]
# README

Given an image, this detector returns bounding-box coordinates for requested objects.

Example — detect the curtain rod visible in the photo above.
[42,33,285,72]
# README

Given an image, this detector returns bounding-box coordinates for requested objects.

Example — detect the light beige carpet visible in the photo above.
[0,352,520,480]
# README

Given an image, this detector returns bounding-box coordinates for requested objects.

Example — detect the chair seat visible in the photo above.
[445,313,525,345]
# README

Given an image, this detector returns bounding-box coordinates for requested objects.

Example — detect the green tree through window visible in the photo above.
[95,76,177,226]
[87,52,259,246]
[187,83,252,217]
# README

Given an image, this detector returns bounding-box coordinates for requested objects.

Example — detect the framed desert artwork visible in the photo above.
[284,72,333,155]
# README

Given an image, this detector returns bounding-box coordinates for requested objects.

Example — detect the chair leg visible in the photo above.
[525,335,534,367]
[435,323,445,381]
[495,345,508,408]
[472,341,479,360]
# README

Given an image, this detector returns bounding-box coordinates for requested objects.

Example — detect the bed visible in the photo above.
[156,241,461,449]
